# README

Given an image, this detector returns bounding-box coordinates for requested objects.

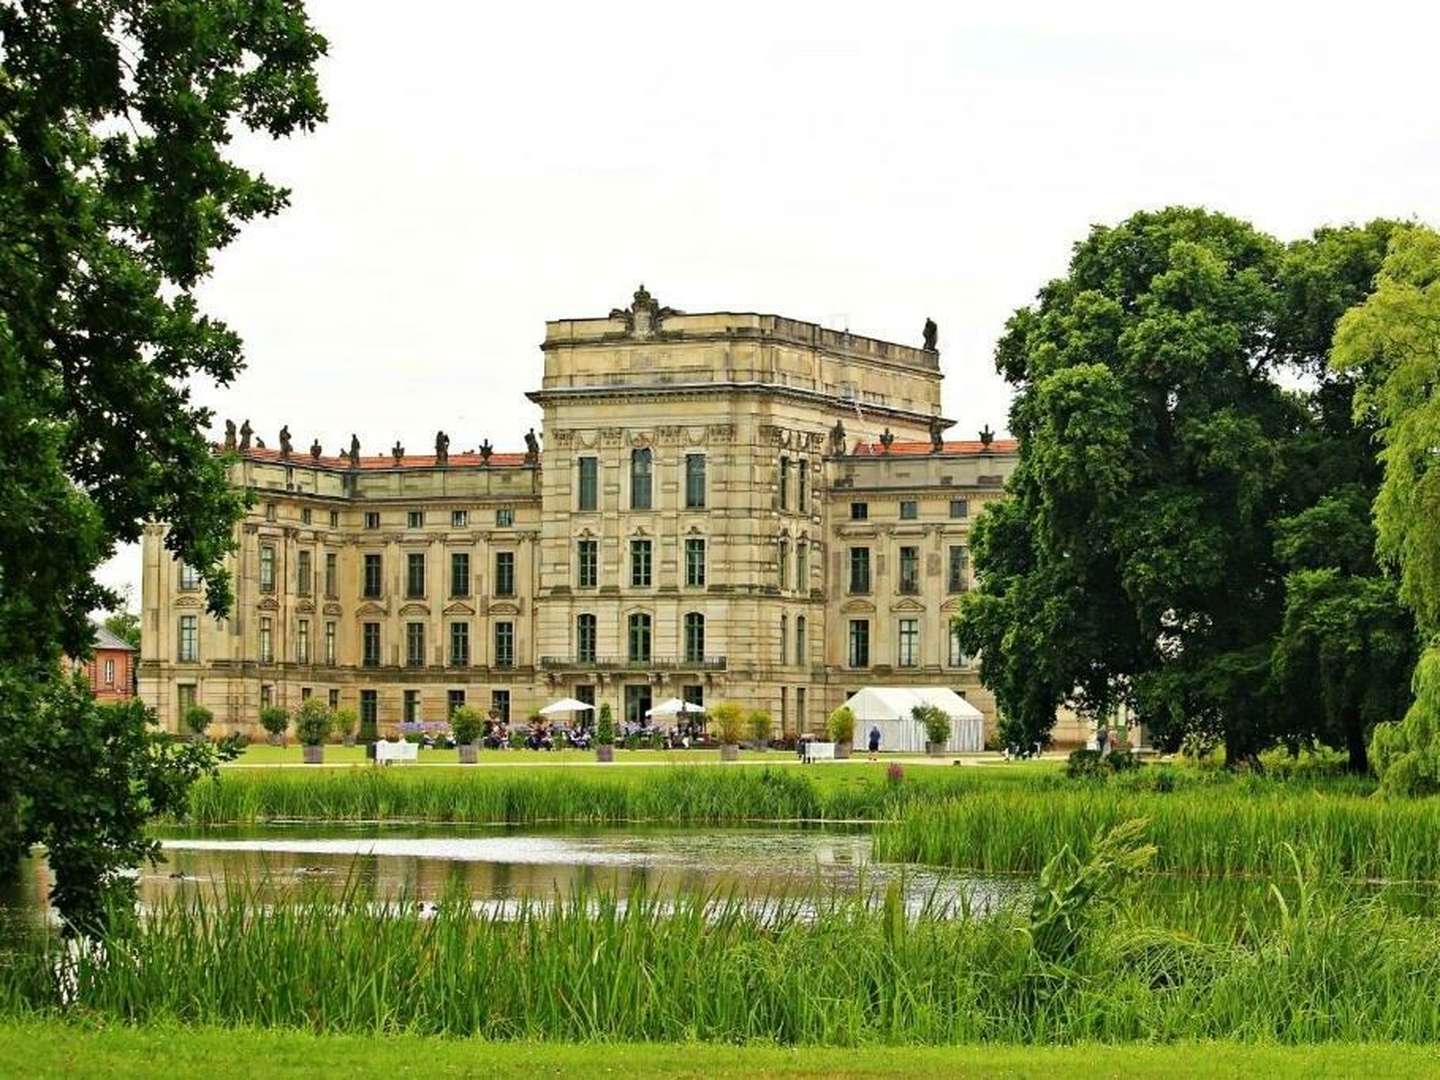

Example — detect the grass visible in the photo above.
[6,1022,1439,1078]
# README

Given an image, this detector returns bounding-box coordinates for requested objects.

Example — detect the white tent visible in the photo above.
[840,687,984,753]
[538,697,595,717]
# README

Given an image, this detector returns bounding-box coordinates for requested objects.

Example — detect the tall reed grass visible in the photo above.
[872,787,1440,880]
[7,874,1440,1044]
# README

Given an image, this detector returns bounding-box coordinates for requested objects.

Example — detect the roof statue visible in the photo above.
[309,438,322,461]
[523,427,540,464]
[979,424,995,448]
[435,430,449,465]
[929,416,945,453]
[347,434,361,468]
[238,419,252,451]
[923,317,938,352]
[609,283,682,338]
[223,419,237,452]
[278,425,292,458]
[479,439,493,464]
[879,428,895,452]
[392,440,404,463]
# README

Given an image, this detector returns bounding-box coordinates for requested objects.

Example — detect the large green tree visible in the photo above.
[956,209,1408,763]
[0,1,325,929]
[1331,226,1440,792]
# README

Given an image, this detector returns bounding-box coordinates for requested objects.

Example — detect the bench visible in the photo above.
[802,740,837,763]
[373,739,419,765]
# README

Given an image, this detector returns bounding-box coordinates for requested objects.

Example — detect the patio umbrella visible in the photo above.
[646,698,707,718]
[538,697,596,716]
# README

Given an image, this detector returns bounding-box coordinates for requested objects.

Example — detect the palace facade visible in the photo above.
[139,287,1018,739]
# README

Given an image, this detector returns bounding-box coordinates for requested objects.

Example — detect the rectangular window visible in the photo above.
[491,689,510,723]
[264,502,276,523]
[795,615,806,665]
[630,449,653,510]
[899,499,918,520]
[406,552,426,598]
[849,547,870,593]
[360,690,377,737]
[496,507,514,528]
[404,689,419,724]
[177,683,197,712]
[778,457,789,510]
[449,621,470,666]
[777,540,789,589]
[683,612,705,664]
[628,613,652,663]
[363,553,382,598]
[780,614,788,664]
[850,501,868,521]
[259,545,275,592]
[297,550,312,596]
[848,619,870,668]
[329,510,339,528]
[899,546,919,594]
[302,507,312,526]
[365,511,380,530]
[576,614,597,663]
[575,683,597,709]
[682,684,704,709]
[630,539,652,587]
[898,618,919,667]
[451,509,469,528]
[408,510,424,529]
[494,551,515,596]
[948,545,968,593]
[795,544,808,592]
[495,621,514,668]
[684,538,706,587]
[948,623,969,667]
[328,688,339,710]
[325,621,336,665]
[685,453,706,508]
[178,562,201,590]
[625,684,653,726]
[362,622,381,667]
[297,619,310,664]
[302,686,311,702]
[797,461,808,513]
[325,552,338,597]
[259,617,273,664]
[450,552,470,597]
[260,684,272,709]
[949,498,969,519]
[103,658,115,685]
[447,690,466,717]
[578,456,598,511]
[406,621,425,667]
[577,540,598,588]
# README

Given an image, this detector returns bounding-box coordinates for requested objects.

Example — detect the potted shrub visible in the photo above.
[294,697,333,764]
[595,702,615,762]
[827,705,856,759]
[260,705,290,747]
[915,704,951,757]
[451,705,483,764]
[710,701,745,761]
[747,708,773,750]
[182,703,214,743]
[335,707,358,748]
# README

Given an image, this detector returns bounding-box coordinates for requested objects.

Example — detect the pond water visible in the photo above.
[2,824,1025,925]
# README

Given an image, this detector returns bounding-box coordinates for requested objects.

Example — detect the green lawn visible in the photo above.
[6,1023,1438,1078]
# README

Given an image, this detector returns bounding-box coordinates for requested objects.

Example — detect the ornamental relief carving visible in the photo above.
[551,430,575,449]
[656,425,682,444]
[600,428,625,447]
[707,423,736,443]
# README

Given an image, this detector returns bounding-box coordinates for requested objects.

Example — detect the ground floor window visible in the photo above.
[448,689,466,716]
[575,684,596,709]
[404,689,419,724]
[328,688,339,709]
[625,684,652,727]
[682,684,704,709]
[796,687,806,735]
[260,684,273,709]
[178,684,196,712]
[359,689,378,740]
[491,689,510,723]
[301,686,312,702]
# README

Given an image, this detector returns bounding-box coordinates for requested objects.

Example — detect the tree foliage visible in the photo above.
[957,208,1411,764]
[0,0,326,927]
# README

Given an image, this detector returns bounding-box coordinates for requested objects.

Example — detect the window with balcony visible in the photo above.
[578,456,598,511]
[449,621,470,666]
[362,622,381,667]
[683,612,705,664]
[406,621,425,667]
[406,552,426,598]
[899,546,919,593]
[684,538,705,587]
[898,618,919,667]
[848,546,870,593]
[630,448,652,510]
[450,552,470,597]
[577,540,598,588]
[948,545,968,593]
[630,539,652,587]
[495,621,514,668]
[685,453,706,508]
[848,619,870,668]
[494,551,515,596]
[576,613,597,663]
[177,616,198,662]
[363,553,382,598]
[627,612,652,663]
[259,545,275,592]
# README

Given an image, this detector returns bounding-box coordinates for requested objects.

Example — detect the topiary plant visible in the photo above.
[827,705,856,745]
[450,705,483,746]
[293,697,333,747]
[260,705,289,743]
[709,701,745,746]
[182,704,213,737]
[334,707,358,745]
[595,702,615,746]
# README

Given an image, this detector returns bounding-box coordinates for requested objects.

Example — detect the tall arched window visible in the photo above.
[576,613,597,663]
[630,447,653,510]
[627,612,652,663]
[683,612,705,664]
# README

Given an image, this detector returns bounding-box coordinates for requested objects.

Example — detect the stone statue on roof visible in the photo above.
[929,416,945,453]
[524,427,540,464]
[479,439,493,464]
[879,428,895,452]
[392,440,404,463]
[347,434,361,468]
[238,419,252,451]
[223,419,237,452]
[435,430,449,465]
[979,424,995,448]
[923,317,938,352]
[279,425,293,458]
[309,438,322,461]
[254,437,266,449]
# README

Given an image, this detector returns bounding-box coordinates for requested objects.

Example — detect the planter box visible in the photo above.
[458,744,478,765]
[595,744,614,763]
[720,744,739,762]
[834,741,852,760]
[302,745,325,764]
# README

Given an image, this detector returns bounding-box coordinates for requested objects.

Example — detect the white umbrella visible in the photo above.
[647,698,707,718]
[538,697,596,716]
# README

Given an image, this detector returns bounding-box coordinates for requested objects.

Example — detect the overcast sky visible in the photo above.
[100,0,1440,605]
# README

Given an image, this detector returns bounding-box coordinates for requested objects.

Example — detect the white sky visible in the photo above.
[99,0,1440,605]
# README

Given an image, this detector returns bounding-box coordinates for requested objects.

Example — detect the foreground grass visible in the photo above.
[6,1022,1437,1079]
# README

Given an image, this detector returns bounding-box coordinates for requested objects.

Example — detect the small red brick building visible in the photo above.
[75,626,138,702]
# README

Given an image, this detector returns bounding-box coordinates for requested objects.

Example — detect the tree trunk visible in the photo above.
[1345,717,1369,775]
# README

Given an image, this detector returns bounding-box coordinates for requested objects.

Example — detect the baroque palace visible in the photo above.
[139,287,1018,739]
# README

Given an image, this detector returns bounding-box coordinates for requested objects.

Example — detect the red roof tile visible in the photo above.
[225,447,531,469]
[850,438,1018,457]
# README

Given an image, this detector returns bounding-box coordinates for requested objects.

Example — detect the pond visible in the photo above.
[2,824,1025,926]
